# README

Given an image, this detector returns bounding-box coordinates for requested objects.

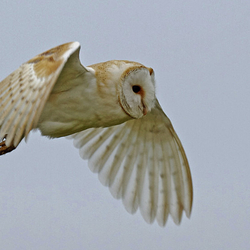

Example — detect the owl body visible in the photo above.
[0,42,193,227]
[37,59,155,137]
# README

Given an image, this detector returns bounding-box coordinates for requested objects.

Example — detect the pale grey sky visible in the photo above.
[1,1,250,249]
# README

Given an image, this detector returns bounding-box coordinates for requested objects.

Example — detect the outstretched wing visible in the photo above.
[0,42,85,147]
[69,100,193,226]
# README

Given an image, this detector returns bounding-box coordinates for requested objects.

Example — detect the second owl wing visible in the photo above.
[0,42,87,147]
[69,100,193,226]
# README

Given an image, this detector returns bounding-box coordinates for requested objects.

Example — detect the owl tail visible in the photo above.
[0,136,16,155]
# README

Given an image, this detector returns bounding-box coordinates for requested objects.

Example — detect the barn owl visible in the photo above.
[0,42,192,226]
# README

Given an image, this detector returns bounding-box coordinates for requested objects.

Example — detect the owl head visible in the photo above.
[118,63,156,119]
[90,60,156,120]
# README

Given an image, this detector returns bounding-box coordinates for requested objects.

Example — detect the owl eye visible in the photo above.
[132,85,141,93]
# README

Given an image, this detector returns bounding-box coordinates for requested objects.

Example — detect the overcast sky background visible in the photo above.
[0,1,250,249]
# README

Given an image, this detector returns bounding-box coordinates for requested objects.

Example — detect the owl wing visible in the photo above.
[0,42,88,147]
[69,100,193,226]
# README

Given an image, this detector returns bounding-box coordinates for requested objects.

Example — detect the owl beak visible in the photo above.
[142,103,148,116]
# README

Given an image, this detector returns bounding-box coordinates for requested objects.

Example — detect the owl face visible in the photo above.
[118,65,155,119]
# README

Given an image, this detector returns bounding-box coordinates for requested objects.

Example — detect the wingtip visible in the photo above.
[185,207,192,219]
[70,41,81,49]
[184,194,193,219]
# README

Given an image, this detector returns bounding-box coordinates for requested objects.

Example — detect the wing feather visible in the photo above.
[107,122,138,187]
[156,132,170,226]
[0,42,82,147]
[122,127,148,214]
[97,125,130,186]
[69,100,193,226]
